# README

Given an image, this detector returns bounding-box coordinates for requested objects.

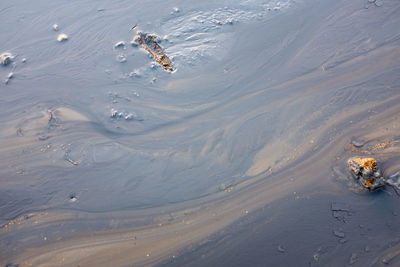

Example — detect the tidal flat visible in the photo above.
[1,0,400,266]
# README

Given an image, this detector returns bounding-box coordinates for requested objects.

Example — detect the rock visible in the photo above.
[53,24,59,31]
[38,134,50,141]
[57,33,68,42]
[0,52,14,65]
[132,32,173,72]
[348,157,385,190]
[351,139,365,148]
[278,245,285,253]
[69,193,77,202]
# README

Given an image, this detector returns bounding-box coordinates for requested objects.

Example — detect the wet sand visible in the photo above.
[1,0,400,266]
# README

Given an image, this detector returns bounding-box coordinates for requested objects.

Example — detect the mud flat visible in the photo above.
[1,0,400,266]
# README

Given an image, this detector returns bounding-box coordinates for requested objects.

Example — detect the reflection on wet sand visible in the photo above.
[1,0,400,266]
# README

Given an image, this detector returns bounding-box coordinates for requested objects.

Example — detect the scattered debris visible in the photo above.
[333,229,345,238]
[57,33,69,42]
[53,24,59,31]
[331,202,351,222]
[348,157,385,190]
[114,41,126,49]
[110,108,142,121]
[0,52,14,65]
[131,32,173,72]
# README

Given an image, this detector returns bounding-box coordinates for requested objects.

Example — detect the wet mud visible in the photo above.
[1,0,400,266]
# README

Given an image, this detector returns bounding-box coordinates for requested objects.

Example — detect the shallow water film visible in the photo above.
[1,0,400,266]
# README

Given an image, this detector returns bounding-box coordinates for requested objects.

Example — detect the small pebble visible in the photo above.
[21,58,27,63]
[351,139,365,148]
[7,72,14,79]
[114,41,126,48]
[333,229,345,238]
[53,24,59,31]
[57,33,68,42]
[116,54,127,63]
[38,134,50,141]
[173,7,180,13]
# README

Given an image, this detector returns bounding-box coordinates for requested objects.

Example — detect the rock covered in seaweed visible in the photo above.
[131,32,173,72]
[348,157,385,190]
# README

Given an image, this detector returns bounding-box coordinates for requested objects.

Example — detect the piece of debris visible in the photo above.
[53,24,59,31]
[131,32,174,72]
[333,229,345,238]
[348,157,385,190]
[57,33,69,42]
[130,24,138,31]
[21,58,27,63]
[0,52,14,65]
[173,7,180,13]
[278,245,285,253]
[114,41,126,48]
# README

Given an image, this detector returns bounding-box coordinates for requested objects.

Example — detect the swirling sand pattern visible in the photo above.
[1,0,400,266]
